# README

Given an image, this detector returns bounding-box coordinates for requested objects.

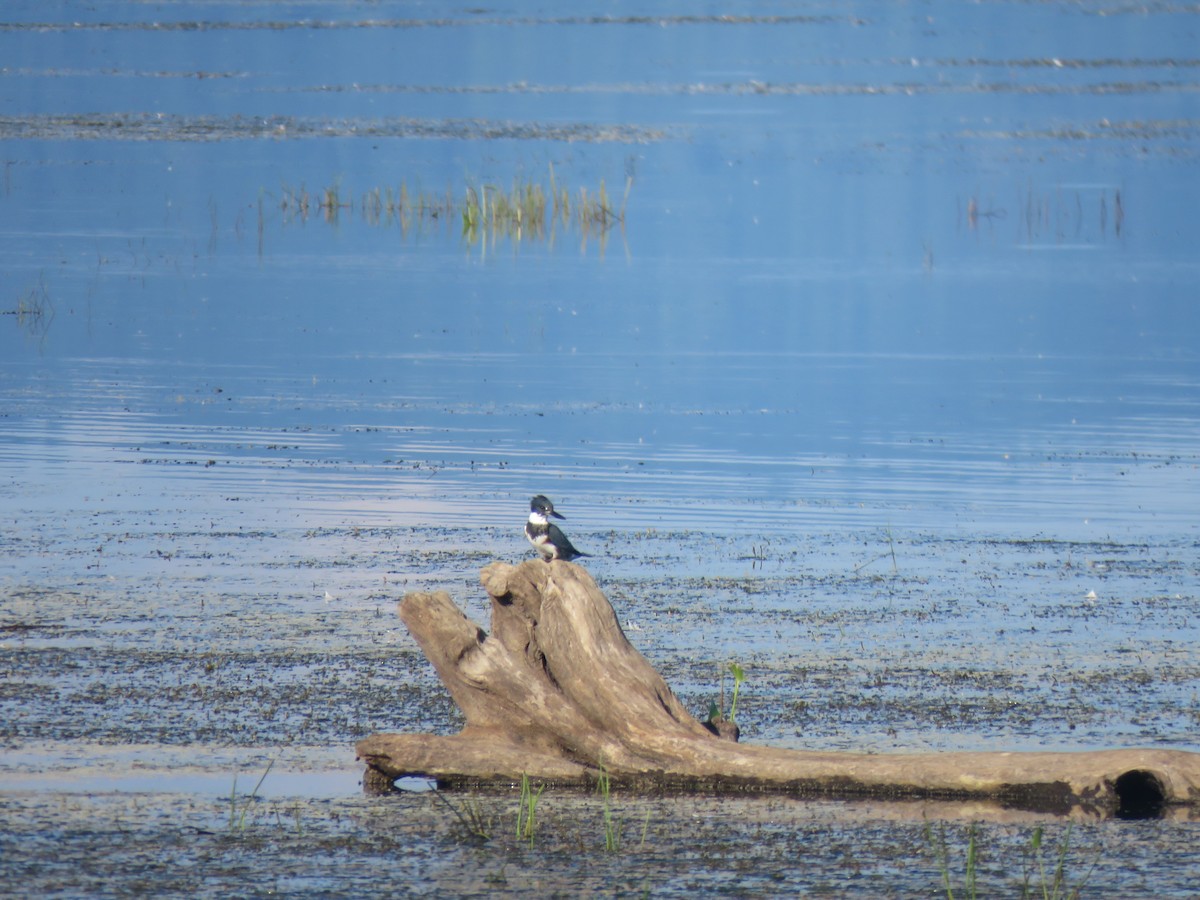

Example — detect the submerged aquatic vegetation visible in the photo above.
[269,165,629,252]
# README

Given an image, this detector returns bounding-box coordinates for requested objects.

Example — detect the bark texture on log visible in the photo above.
[357,560,1200,816]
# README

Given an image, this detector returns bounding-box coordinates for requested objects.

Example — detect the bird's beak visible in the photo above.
[551,510,566,520]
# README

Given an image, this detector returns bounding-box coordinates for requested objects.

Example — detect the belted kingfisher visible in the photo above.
[524,494,590,562]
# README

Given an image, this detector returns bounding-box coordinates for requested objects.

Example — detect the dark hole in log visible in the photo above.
[1114,769,1166,819]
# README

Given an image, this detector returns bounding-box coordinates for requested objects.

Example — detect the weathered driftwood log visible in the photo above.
[357,560,1200,816]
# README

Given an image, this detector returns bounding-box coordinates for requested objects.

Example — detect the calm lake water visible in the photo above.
[2,2,1199,896]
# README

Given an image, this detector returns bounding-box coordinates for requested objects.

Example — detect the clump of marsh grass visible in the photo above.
[515,773,545,847]
[268,165,629,252]
[462,164,629,251]
[278,182,314,221]
[462,180,548,243]
[596,762,620,852]
[924,820,1098,900]
[1020,823,1098,900]
[227,758,275,834]
[361,182,455,231]
[740,540,770,568]
[430,788,494,843]
[425,774,654,858]
[592,761,654,854]
[278,181,354,224]
[4,274,55,341]
[853,524,899,575]
[925,820,979,900]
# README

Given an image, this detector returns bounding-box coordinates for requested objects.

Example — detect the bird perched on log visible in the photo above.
[525,494,590,562]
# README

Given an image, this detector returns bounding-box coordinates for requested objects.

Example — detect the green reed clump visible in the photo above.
[271,165,628,249]
[461,162,629,247]
[431,788,493,843]
[227,758,275,834]
[596,762,621,852]
[278,182,314,221]
[925,820,1098,900]
[515,773,546,847]
[1021,823,1098,900]
[925,820,979,900]
[462,178,551,243]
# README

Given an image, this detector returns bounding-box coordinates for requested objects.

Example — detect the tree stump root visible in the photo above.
[357,560,1200,817]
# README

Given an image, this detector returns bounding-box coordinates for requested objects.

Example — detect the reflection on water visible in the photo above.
[1,1,1199,893]
[4,347,1194,536]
